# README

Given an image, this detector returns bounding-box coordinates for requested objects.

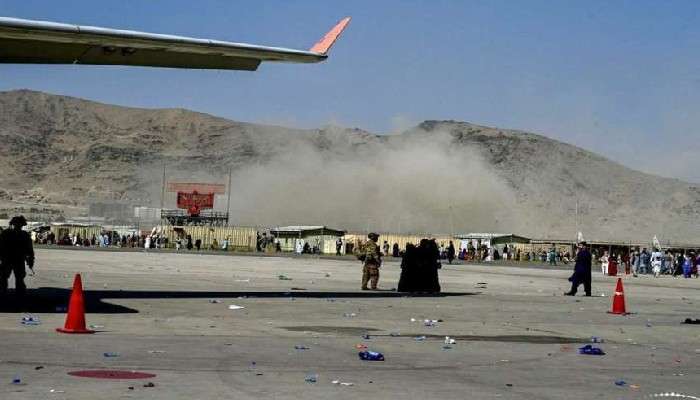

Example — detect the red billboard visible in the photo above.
[176,191,215,216]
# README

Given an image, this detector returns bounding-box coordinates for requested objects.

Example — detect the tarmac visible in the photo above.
[0,248,698,399]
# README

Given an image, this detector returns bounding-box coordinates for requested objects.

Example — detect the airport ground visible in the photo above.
[0,248,698,399]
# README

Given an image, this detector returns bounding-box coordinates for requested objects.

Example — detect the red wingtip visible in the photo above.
[309,16,351,55]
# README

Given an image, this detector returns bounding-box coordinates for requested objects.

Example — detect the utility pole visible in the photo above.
[225,166,232,226]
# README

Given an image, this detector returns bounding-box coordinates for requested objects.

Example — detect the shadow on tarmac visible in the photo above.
[0,288,478,313]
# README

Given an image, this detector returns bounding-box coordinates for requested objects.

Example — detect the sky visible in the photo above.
[1,0,699,183]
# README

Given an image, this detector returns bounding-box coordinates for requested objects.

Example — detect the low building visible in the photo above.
[270,226,345,254]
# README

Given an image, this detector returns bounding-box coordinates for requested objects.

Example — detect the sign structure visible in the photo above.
[176,191,214,216]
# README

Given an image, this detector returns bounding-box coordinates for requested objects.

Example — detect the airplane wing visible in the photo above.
[0,16,350,70]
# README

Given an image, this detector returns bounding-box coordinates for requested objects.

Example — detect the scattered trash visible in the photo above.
[103,352,120,358]
[228,305,245,310]
[683,318,700,325]
[278,275,292,281]
[209,299,221,304]
[128,386,134,390]
[294,345,310,350]
[414,336,427,341]
[444,336,456,345]
[11,375,21,384]
[591,336,604,343]
[304,373,318,383]
[615,380,627,386]
[343,313,357,318]
[578,345,605,355]
[358,351,385,361]
[89,325,105,329]
[21,315,41,326]
[143,382,155,388]
[646,320,653,328]
[49,389,65,393]
[148,350,166,354]
[234,279,250,282]
[629,384,640,390]
[424,319,439,327]
[389,332,401,337]
[332,380,355,386]
[325,273,331,278]
[34,366,44,370]
[410,318,417,322]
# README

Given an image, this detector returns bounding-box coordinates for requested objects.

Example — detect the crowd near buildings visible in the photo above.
[6,218,698,279]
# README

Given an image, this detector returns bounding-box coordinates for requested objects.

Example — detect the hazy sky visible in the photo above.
[2,0,699,183]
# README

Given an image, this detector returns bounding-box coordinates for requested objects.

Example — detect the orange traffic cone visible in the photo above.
[56,274,95,334]
[607,278,629,315]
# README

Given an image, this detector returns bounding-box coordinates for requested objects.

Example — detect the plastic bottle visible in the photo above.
[358,351,385,361]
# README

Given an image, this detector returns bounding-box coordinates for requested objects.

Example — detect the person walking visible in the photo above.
[447,241,456,265]
[565,241,592,296]
[361,233,382,290]
[0,216,35,302]
[336,238,343,256]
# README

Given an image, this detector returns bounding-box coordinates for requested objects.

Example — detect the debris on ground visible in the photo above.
[228,305,245,310]
[147,350,166,354]
[304,373,318,383]
[332,380,355,386]
[683,318,700,325]
[34,366,44,370]
[614,380,626,386]
[361,333,371,340]
[578,345,605,355]
[389,332,401,337]
[294,345,310,350]
[343,313,357,318]
[591,336,604,343]
[21,315,41,326]
[49,389,65,393]
[414,336,427,341]
[209,299,221,304]
[11,375,21,384]
[444,336,456,345]
[89,325,105,329]
[143,382,155,388]
[358,351,385,361]
[103,352,120,358]
[278,275,292,281]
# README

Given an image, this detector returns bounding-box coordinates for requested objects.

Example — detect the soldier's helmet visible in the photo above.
[9,215,27,227]
[367,232,379,241]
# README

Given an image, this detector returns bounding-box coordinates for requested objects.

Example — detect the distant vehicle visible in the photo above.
[0,16,350,70]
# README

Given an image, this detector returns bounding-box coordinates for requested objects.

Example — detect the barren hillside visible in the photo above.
[0,90,698,242]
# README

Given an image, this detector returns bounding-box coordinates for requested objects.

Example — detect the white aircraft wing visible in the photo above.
[0,16,350,70]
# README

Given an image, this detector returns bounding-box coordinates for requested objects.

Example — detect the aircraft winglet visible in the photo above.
[309,17,351,55]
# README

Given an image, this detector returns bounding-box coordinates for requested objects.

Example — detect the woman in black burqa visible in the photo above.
[398,239,441,293]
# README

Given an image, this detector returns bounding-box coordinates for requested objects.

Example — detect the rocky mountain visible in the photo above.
[0,90,698,243]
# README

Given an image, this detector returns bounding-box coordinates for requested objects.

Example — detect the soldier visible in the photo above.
[0,216,35,299]
[361,233,382,290]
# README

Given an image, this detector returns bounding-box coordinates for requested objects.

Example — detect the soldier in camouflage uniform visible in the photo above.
[361,232,382,290]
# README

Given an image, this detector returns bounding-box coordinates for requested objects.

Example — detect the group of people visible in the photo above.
[359,233,441,293]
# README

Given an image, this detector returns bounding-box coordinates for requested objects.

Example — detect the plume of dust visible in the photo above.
[225,130,517,234]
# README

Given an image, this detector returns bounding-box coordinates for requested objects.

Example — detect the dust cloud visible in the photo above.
[223,131,517,234]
